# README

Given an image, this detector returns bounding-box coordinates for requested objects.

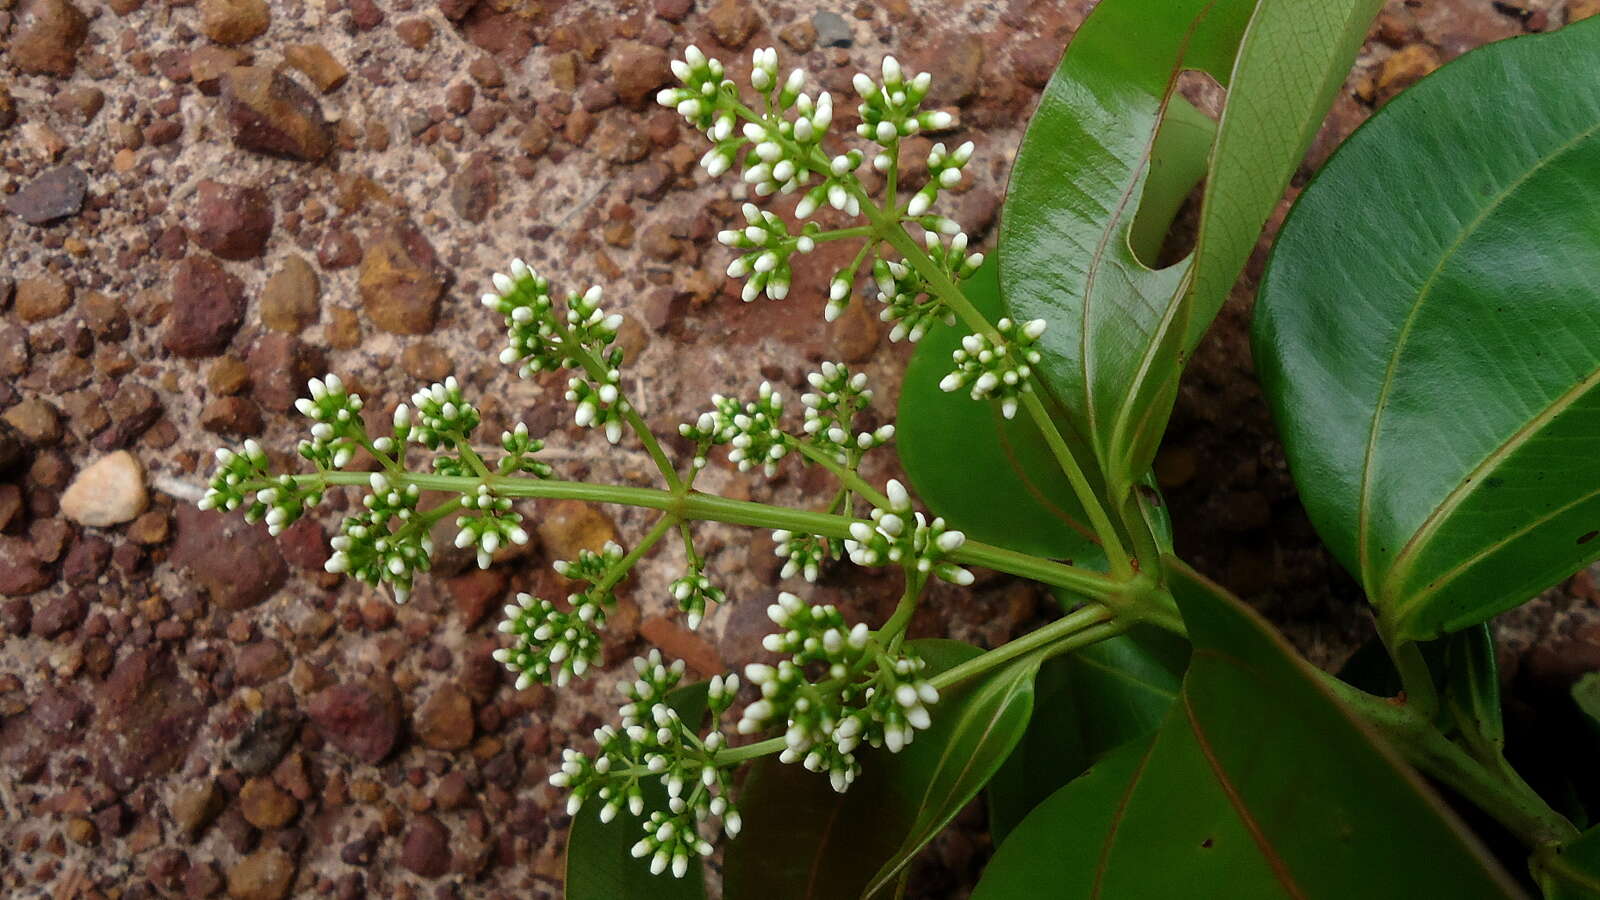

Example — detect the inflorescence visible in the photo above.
[194,42,1058,883]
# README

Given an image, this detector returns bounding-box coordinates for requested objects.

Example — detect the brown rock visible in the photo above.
[922,34,983,106]
[594,114,651,163]
[306,679,402,764]
[6,166,88,225]
[235,640,289,685]
[191,180,274,260]
[394,17,434,48]
[538,500,617,564]
[399,815,451,878]
[450,153,499,223]
[446,568,507,627]
[1013,36,1061,90]
[3,398,63,445]
[60,451,148,527]
[239,777,298,829]
[98,648,205,786]
[707,0,759,47]
[0,544,52,595]
[778,19,817,52]
[13,0,90,76]
[400,341,453,381]
[227,847,295,900]
[172,780,227,841]
[414,684,474,750]
[641,616,725,677]
[358,221,448,334]
[245,333,325,413]
[200,0,269,45]
[1375,44,1441,104]
[222,66,334,161]
[609,41,672,107]
[1575,0,1600,21]
[283,44,348,93]
[33,591,87,638]
[260,256,321,332]
[96,382,163,450]
[655,0,692,21]
[518,118,552,157]
[14,275,72,322]
[164,256,247,358]
[826,289,881,363]
[190,46,250,94]
[171,505,288,609]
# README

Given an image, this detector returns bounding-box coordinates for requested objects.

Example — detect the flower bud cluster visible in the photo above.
[844,479,973,586]
[553,540,626,589]
[770,530,837,584]
[199,440,272,517]
[293,374,365,470]
[396,376,480,451]
[324,473,432,604]
[670,566,725,630]
[938,317,1047,420]
[494,592,607,688]
[453,484,530,570]
[497,422,554,477]
[872,230,985,342]
[719,202,817,302]
[679,382,789,476]
[549,652,742,880]
[853,56,951,159]
[800,362,894,464]
[906,141,975,217]
[737,592,941,792]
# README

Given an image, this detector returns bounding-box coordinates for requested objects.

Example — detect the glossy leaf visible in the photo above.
[1537,825,1600,900]
[1254,19,1600,640]
[565,685,710,900]
[724,640,1036,900]
[972,558,1518,899]
[1001,0,1381,498]
[986,625,1188,844]
[899,259,1107,562]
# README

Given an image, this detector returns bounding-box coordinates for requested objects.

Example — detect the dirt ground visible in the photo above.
[3,0,1598,897]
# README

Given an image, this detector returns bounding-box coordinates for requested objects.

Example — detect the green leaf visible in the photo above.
[1537,825,1600,900]
[1339,625,1505,751]
[1000,0,1380,498]
[564,684,710,900]
[1253,19,1600,641]
[972,558,1519,899]
[723,640,1036,899]
[985,625,1188,844]
[1575,672,1600,737]
[898,259,1108,562]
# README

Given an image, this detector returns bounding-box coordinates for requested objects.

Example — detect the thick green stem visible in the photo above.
[789,440,891,509]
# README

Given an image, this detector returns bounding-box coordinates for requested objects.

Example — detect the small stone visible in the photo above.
[53,86,105,123]
[165,256,248,358]
[654,0,692,22]
[1575,0,1600,20]
[190,46,250,94]
[394,17,434,48]
[172,780,227,841]
[60,451,148,527]
[3,398,63,445]
[235,640,289,685]
[98,648,206,786]
[446,568,507,628]
[0,546,52,595]
[609,41,671,107]
[449,153,498,223]
[226,847,295,900]
[96,382,163,450]
[538,500,617,564]
[239,777,299,829]
[811,11,851,47]
[191,180,274,260]
[640,616,725,676]
[66,817,97,846]
[468,54,504,87]
[414,684,474,750]
[283,44,348,92]
[200,0,269,44]
[210,355,252,395]
[5,166,88,225]
[518,119,552,157]
[222,66,334,162]
[306,680,402,764]
[1375,44,1442,103]
[399,815,451,878]
[258,256,320,333]
[228,709,298,775]
[14,275,73,322]
[708,0,759,48]
[33,591,87,638]
[778,19,816,52]
[594,114,651,163]
[400,341,453,381]
[245,333,325,413]
[13,0,90,77]
[172,505,288,609]
[358,221,448,335]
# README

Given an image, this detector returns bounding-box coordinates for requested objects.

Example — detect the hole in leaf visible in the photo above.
[1128,70,1221,270]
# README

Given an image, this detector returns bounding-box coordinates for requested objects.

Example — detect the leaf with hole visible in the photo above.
[970,558,1518,899]
[1253,19,1600,641]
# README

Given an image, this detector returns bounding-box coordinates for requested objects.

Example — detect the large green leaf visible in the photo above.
[1537,825,1600,899]
[972,558,1519,899]
[899,259,1109,562]
[986,625,1188,844]
[723,640,1035,899]
[1001,0,1381,500]
[1253,19,1600,641]
[565,685,710,900]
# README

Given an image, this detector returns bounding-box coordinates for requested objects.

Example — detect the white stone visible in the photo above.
[60,451,147,527]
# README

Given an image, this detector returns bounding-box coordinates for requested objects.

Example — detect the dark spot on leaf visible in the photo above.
[1483,477,1504,489]
[1578,530,1597,546]
[1200,837,1214,849]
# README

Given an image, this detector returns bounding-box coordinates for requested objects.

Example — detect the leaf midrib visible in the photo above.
[1356,115,1600,598]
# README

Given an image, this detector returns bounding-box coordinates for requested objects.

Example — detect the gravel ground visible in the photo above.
[3,0,1598,897]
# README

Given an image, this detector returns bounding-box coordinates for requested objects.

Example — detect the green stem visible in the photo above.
[595,512,677,594]
[789,440,891,508]
[1323,677,1578,849]
[880,571,926,645]
[811,225,875,242]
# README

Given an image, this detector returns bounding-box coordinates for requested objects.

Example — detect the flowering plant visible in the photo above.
[196,3,1600,896]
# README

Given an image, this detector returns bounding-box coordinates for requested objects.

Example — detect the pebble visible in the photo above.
[33,591,87,638]
[306,680,402,764]
[191,179,275,260]
[222,66,334,161]
[640,617,725,677]
[449,153,498,222]
[6,166,88,225]
[609,41,672,107]
[97,648,206,785]
[283,44,348,92]
[358,221,448,334]
[245,333,325,413]
[229,709,298,775]
[164,256,247,358]
[708,0,759,48]
[171,505,288,609]
[414,684,474,750]
[13,0,90,77]
[259,256,321,332]
[200,0,269,44]
[3,398,63,445]
[172,780,226,841]
[96,382,163,451]
[537,500,618,564]
[14,274,73,322]
[239,777,299,829]
[226,847,296,900]
[60,451,148,527]
[812,11,852,47]
[399,815,451,878]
